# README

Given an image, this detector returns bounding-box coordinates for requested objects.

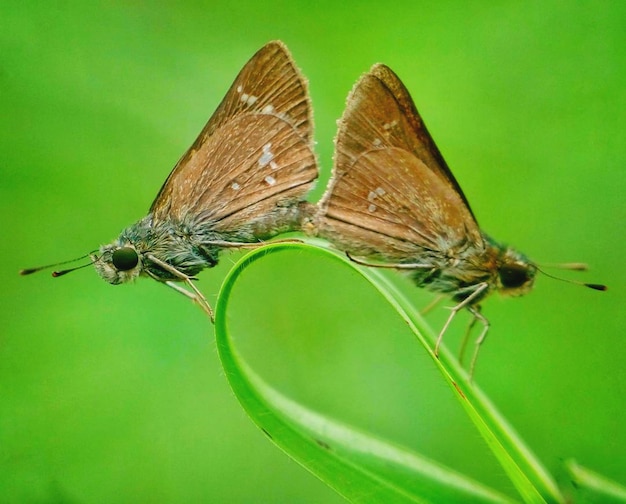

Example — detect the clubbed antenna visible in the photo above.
[20,251,97,277]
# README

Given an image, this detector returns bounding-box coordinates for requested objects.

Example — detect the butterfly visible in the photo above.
[311,63,604,376]
[21,41,318,320]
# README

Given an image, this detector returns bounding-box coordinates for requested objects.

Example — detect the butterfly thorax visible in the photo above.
[93,215,226,285]
[410,234,537,304]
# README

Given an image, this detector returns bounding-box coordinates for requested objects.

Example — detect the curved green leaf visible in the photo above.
[215,241,562,503]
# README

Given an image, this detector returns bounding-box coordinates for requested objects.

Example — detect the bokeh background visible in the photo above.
[2,2,624,502]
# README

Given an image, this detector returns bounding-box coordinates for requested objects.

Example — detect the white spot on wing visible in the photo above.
[239,90,258,106]
[259,143,274,167]
[262,104,275,114]
[368,204,377,212]
[367,187,386,203]
[383,120,397,130]
[372,138,382,147]
[264,175,276,186]
[231,182,241,191]
[269,161,278,170]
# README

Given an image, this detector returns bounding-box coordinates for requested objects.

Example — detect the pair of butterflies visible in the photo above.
[23,41,604,375]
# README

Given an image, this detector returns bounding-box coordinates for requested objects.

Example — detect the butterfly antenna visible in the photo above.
[52,262,95,277]
[20,251,98,277]
[535,263,607,291]
[537,262,589,271]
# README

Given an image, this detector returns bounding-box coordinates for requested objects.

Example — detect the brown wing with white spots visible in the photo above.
[150,41,317,233]
[316,64,483,260]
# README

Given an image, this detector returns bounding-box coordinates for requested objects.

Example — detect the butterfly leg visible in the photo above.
[435,282,488,357]
[164,280,215,321]
[146,254,215,321]
[421,295,445,316]
[466,306,490,380]
[206,238,302,249]
[458,304,481,366]
[346,252,432,270]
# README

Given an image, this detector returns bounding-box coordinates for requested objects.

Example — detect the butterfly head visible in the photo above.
[495,247,537,296]
[93,243,142,285]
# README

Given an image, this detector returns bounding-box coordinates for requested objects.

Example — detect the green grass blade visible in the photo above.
[215,241,517,504]
[565,460,626,503]
[350,260,561,504]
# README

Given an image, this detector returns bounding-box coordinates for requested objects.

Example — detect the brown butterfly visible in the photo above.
[311,63,605,376]
[21,41,318,320]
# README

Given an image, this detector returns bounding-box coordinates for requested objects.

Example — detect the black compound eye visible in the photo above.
[499,265,530,288]
[112,247,139,271]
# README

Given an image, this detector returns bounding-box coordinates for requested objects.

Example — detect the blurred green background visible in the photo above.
[2,2,624,502]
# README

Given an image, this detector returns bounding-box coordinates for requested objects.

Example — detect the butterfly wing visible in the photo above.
[150,41,317,238]
[316,64,483,261]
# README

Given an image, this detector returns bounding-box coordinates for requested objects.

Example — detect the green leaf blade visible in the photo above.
[215,241,561,503]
